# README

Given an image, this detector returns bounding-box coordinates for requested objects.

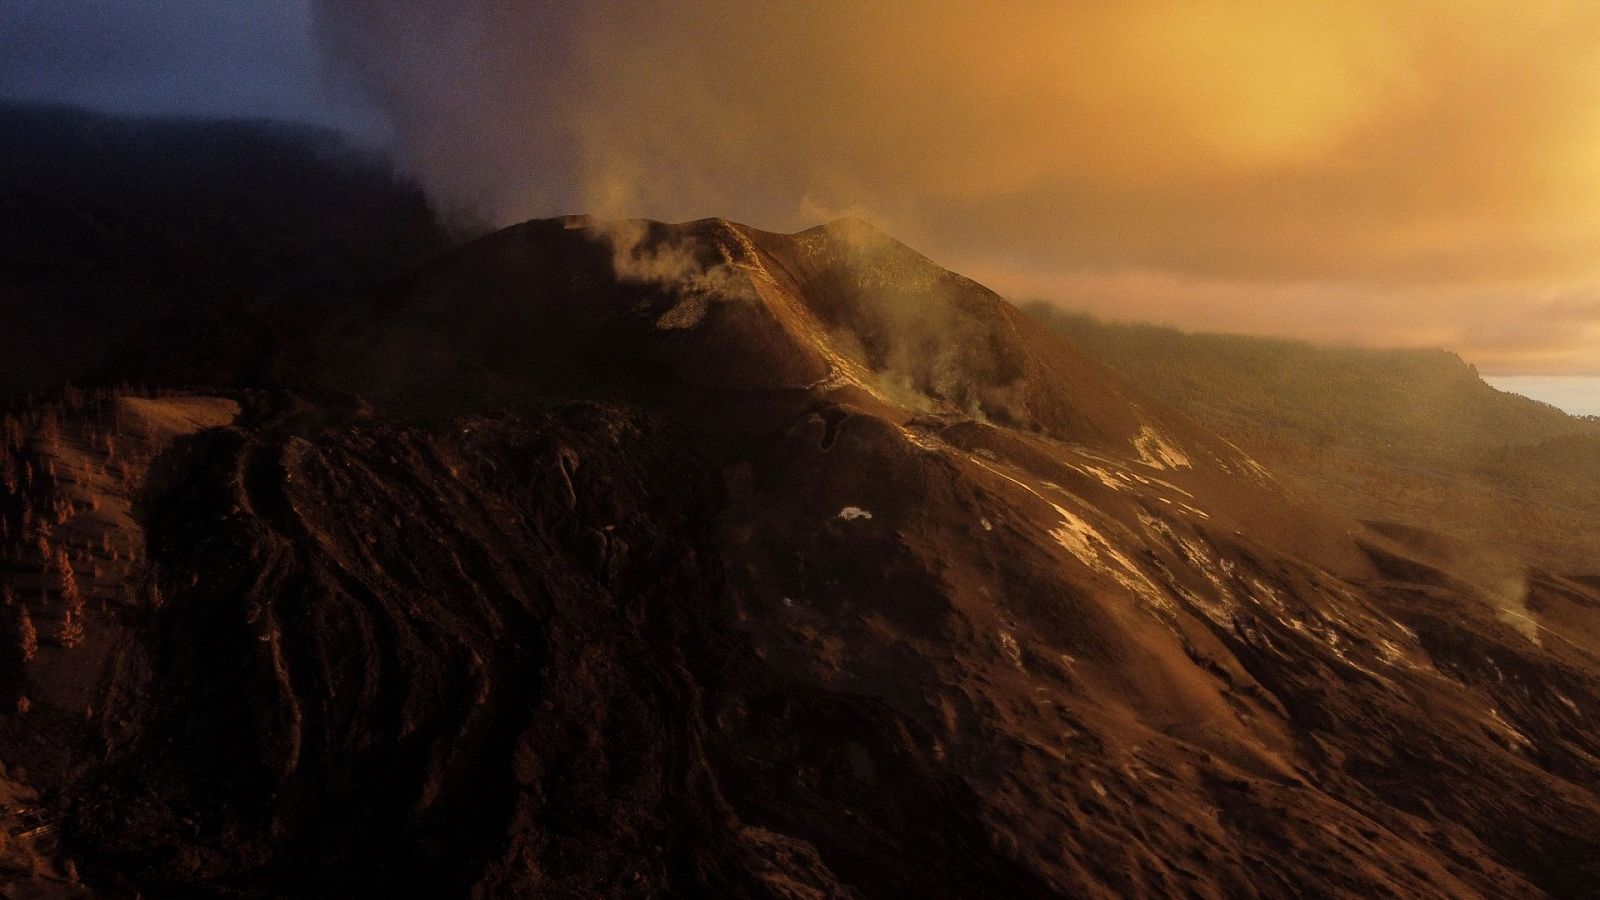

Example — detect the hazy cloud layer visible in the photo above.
[313,2,1600,372]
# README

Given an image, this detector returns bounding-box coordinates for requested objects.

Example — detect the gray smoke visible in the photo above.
[312,1,586,224]
[307,2,1600,377]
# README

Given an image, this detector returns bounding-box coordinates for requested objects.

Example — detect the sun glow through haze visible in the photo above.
[312,1,1600,375]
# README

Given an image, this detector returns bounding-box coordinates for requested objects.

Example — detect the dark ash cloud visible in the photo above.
[0,0,382,136]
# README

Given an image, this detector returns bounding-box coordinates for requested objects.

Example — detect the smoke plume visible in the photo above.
[312,1,1600,373]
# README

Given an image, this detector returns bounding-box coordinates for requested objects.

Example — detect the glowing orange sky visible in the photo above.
[320,1,1600,373]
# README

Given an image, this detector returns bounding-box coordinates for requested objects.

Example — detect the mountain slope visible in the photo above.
[3,218,1600,896]
[1029,308,1597,454]
[335,216,1350,565]
[1032,307,1600,572]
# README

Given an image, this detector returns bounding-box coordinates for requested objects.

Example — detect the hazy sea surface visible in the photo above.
[1484,376,1600,417]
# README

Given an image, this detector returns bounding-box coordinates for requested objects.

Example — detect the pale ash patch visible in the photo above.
[1139,512,1237,627]
[1488,708,1535,751]
[654,293,710,329]
[1048,502,1166,603]
[1076,464,1129,492]
[964,453,1167,605]
[1047,505,1098,564]
[998,630,1024,669]
[895,424,946,452]
[1133,426,1191,470]
[1219,437,1274,483]
[1554,691,1582,716]
[837,506,874,521]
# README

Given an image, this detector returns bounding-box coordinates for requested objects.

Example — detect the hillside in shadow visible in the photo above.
[0,102,450,399]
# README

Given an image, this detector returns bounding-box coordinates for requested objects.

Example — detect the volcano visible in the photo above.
[4,216,1600,898]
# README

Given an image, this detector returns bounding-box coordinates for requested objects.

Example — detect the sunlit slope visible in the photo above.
[1031,308,1599,453]
[1034,307,1600,573]
[8,218,1600,896]
[338,215,1362,573]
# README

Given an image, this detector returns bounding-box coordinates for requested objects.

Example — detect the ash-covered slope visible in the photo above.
[4,218,1600,898]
